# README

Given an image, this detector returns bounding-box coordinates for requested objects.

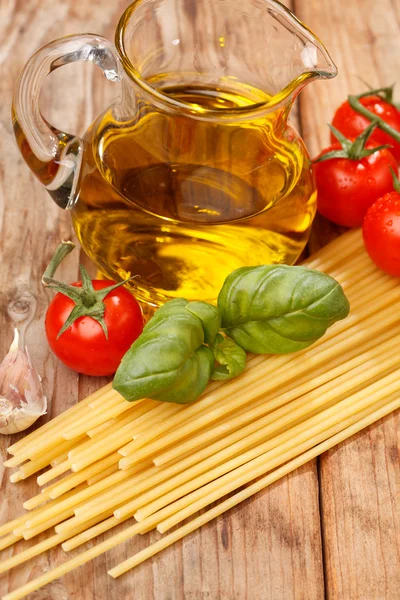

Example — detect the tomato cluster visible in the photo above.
[313,89,400,277]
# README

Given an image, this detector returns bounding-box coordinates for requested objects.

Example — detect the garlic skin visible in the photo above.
[0,330,47,435]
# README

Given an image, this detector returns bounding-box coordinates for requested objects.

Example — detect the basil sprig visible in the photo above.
[218,265,350,354]
[113,266,349,404]
[113,299,218,404]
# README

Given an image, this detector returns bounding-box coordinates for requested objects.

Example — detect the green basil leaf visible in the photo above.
[142,298,189,333]
[113,298,214,404]
[152,345,214,404]
[211,333,246,381]
[218,265,350,354]
[185,301,220,344]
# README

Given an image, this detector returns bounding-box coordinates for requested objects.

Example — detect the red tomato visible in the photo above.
[45,281,144,376]
[332,95,400,164]
[313,145,398,227]
[363,191,400,276]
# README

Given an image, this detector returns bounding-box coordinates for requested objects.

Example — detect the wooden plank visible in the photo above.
[295,1,400,598]
[0,0,81,596]
[0,1,325,598]
[0,3,127,600]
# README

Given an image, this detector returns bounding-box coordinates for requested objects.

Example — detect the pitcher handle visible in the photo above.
[12,34,122,209]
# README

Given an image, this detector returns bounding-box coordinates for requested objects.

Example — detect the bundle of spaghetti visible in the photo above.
[2,229,400,600]
[2,377,399,599]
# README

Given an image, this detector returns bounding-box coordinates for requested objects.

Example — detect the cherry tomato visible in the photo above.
[45,281,144,376]
[313,145,398,227]
[332,95,400,164]
[363,191,400,276]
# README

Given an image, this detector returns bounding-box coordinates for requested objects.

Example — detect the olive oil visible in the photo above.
[72,81,316,307]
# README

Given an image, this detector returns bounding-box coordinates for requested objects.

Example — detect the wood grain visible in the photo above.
[0,0,399,599]
[0,1,324,599]
[296,1,400,598]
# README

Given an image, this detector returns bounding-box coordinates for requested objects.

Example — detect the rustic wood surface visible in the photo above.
[0,0,399,599]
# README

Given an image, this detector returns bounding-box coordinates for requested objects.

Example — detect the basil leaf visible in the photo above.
[113,299,214,404]
[211,334,246,381]
[185,301,220,344]
[152,345,214,404]
[142,298,189,333]
[218,265,350,354]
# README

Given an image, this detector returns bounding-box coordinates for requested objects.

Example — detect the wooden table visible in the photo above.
[1,1,399,598]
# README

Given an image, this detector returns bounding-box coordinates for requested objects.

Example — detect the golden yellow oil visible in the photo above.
[71,81,316,307]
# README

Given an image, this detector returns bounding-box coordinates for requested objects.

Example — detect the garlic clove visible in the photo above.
[0,397,14,429]
[0,330,47,435]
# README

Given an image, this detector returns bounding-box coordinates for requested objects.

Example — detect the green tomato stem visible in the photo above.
[355,85,395,103]
[314,121,390,163]
[42,242,82,303]
[42,241,136,339]
[389,166,400,193]
[348,94,400,143]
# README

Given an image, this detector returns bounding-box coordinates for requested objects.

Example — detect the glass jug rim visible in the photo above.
[115,0,336,119]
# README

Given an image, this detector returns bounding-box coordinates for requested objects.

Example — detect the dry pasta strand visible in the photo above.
[109,395,399,578]
[3,229,400,600]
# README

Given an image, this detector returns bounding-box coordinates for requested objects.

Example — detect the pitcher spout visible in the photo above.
[266,2,337,102]
[297,34,338,82]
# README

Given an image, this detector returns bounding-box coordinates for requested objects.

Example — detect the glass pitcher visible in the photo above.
[12,0,336,309]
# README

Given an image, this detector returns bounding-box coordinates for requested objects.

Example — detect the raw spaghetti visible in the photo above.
[1,229,399,600]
